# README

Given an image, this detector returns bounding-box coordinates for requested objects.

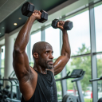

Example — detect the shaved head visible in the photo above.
[32,41,52,55]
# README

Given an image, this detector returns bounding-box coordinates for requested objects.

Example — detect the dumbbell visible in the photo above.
[21,2,48,23]
[8,92,17,98]
[3,89,9,94]
[51,19,73,30]
[5,85,10,90]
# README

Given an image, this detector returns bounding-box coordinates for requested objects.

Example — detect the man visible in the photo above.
[13,10,71,102]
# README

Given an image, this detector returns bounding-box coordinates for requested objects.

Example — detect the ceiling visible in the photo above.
[0,0,99,39]
[0,0,72,38]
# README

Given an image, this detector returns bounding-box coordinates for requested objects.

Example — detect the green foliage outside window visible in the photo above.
[66,44,91,92]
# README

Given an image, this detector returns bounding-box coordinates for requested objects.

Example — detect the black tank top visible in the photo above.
[21,70,58,102]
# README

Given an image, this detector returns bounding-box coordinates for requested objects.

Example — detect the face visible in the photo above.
[38,44,54,69]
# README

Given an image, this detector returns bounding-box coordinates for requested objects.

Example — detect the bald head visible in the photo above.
[32,41,52,55]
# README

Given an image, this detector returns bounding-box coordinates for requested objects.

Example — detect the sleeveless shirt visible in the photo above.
[21,70,58,102]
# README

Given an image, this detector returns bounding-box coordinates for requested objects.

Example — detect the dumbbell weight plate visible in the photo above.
[21,2,35,17]
[37,10,48,23]
[51,19,59,28]
[64,21,73,30]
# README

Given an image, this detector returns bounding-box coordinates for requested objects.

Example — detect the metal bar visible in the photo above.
[89,78,102,82]
[70,51,102,58]
[61,68,67,96]
[16,85,21,99]
[76,81,84,102]
[59,20,67,96]
[27,36,31,62]
[41,26,45,41]
[0,78,18,80]
[71,53,91,58]
[10,81,13,102]
[6,98,21,102]
[89,1,98,102]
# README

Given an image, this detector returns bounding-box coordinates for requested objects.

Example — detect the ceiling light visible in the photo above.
[14,23,17,26]
[19,17,22,20]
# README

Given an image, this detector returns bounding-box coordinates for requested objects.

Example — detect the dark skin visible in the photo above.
[13,10,71,101]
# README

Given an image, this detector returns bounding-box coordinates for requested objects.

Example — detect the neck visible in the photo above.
[33,63,47,74]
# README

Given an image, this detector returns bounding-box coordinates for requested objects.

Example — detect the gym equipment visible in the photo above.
[89,76,102,102]
[51,19,73,30]
[0,71,21,102]
[56,69,85,102]
[0,78,21,102]
[21,2,48,23]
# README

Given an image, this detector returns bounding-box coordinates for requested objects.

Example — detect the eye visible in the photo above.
[45,51,49,54]
[52,51,53,54]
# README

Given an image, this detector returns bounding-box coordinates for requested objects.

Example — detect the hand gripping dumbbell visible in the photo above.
[51,19,73,30]
[21,2,48,23]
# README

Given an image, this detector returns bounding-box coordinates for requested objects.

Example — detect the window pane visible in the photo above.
[66,11,90,56]
[0,46,5,77]
[1,68,4,78]
[1,46,5,68]
[30,31,41,66]
[97,54,102,100]
[55,73,62,101]
[45,27,60,59]
[94,4,102,52]
[66,56,92,102]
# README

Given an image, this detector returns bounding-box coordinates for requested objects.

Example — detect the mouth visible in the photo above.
[48,61,53,65]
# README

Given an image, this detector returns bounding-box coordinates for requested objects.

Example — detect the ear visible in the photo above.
[33,53,38,59]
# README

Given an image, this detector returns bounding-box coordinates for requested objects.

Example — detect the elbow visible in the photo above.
[67,53,70,60]
[67,49,71,59]
[64,51,71,59]
[61,49,71,59]
[66,51,71,60]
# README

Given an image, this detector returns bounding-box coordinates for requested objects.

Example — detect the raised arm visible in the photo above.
[53,21,71,75]
[13,11,41,80]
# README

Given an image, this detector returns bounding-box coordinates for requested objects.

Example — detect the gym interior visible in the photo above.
[0,0,102,102]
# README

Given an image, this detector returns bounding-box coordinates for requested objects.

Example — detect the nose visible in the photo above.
[49,53,53,59]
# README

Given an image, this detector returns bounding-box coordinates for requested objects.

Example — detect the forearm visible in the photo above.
[61,30,71,58]
[14,16,36,52]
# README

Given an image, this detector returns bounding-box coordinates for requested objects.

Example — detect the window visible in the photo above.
[66,10,90,56]
[0,46,5,77]
[66,56,92,102]
[30,31,41,66]
[45,27,60,59]
[97,54,102,100]
[94,4,102,52]
[55,73,62,101]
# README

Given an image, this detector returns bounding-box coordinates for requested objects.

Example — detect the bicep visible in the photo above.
[13,50,31,80]
[53,55,69,75]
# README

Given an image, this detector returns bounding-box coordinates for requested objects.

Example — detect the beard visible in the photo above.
[38,58,53,69]
[47,61,53,69]
[47,64,53,69]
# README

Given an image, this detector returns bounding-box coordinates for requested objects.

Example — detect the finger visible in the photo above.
[60,26,64,29]
[57,22,59,27]
[39,11,41,15]
[59,21,63,25]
